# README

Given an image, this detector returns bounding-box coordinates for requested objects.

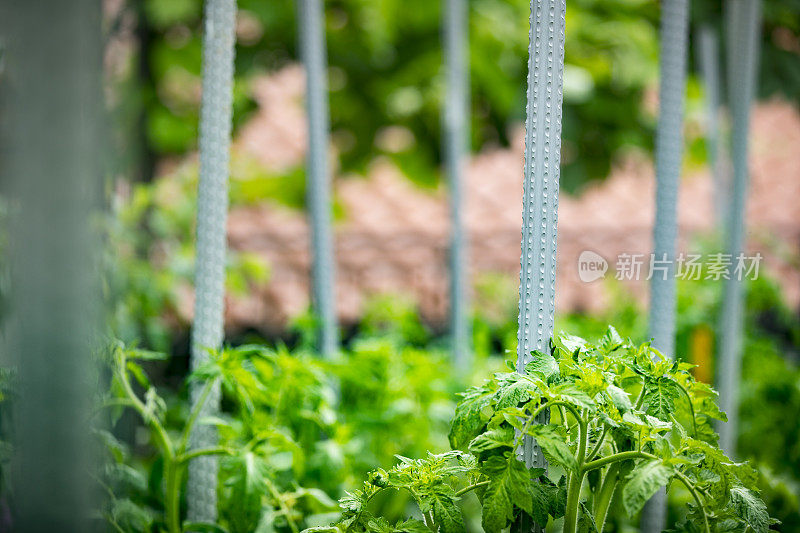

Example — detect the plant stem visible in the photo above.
[592,463,620,533]
[178,446,233,463]
[676,381,698,437]
[164,460,182,533]
[115,355,173,458]
[586,425,608,462]
[635,380,646,410]
[115,352,181,533]
[674,471,710,533]
[178,378,216,454]
[265,477,299,533]
[582,451,654,473]
[455,480,490,497]
[563,412,588,533]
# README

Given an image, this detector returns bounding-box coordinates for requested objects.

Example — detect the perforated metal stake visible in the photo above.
[187,0,237,523]
[717,0,761,458]
[515,0,565,531]
[641,1,690,530]
[443,0,471,368]
[299,0,338,357]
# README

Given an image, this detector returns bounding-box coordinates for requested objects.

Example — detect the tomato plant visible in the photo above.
[318,328,775,533]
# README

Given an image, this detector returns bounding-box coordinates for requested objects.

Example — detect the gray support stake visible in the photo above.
[443,0,471,368]
[642,0,690,530]
[717,0,761,458]
[187,0,237,523]
[514,0,565,531]
[697,24,729,230]
[1,1,102,529]
[299,0,338,357]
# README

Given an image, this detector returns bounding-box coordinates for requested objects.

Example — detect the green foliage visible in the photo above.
[324,329,775,533]
[97,333,485,532]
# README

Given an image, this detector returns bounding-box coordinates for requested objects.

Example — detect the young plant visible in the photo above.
[318,327,775,533]
[98,343,337,533]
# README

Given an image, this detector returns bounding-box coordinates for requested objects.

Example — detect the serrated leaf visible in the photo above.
[641,377,682,421]
[605,385,632,412]
[529,478,552,525]
[622,460,675,516]
[729,485,770,533]
[599,326,624,352]
[395,518,431,533]
[577,500,599,533]
[526,424,578,473]
[480,453,532,532]
[469,426,514,453]
[553,383,596,410]
[554,333,588,356]
[493,375,539,410]
[449,386,495,449]
[525,351,560,382]
[431,491,465,533]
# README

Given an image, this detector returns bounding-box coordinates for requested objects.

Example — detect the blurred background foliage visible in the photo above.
[117,0,799,191]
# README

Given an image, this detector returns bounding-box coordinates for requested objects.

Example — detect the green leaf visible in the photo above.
[395,518,431,533]
[641,377,682,421]
[728,485,770,533]
[480,453,533,532]
[493,375,539,410]
[546,476,568,519]
[605,385,633,413]
[449,385,495,449]
[431,490,465,533]
[622,460,675,516]
[529,479,552,526]
[526,424,579,473]
[525,351,560,382]
[577,500,599,533]
[553,333,588,356]
[599,326,624,352]
[553,383,596,410]
[469,426,514,453]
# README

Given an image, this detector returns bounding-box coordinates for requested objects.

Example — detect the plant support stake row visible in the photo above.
[641,0,690,530]
[299,0,338,357]
[187,0,237,523]
[514,0,565,531]
[443,0,471,369]
[718,0,761,458]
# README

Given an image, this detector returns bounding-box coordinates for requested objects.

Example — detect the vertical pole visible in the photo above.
[0,0,102,530]
[187,0,237,523]
[717,0,761,458]
[642,0,690,530]
[443,0,471,368]
[298,0,338,357]
[697,24,728,230]
[514,0,565,531]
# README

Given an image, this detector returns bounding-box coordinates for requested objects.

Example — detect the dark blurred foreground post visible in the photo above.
[514,0,566,531]
[0,0,103,530]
